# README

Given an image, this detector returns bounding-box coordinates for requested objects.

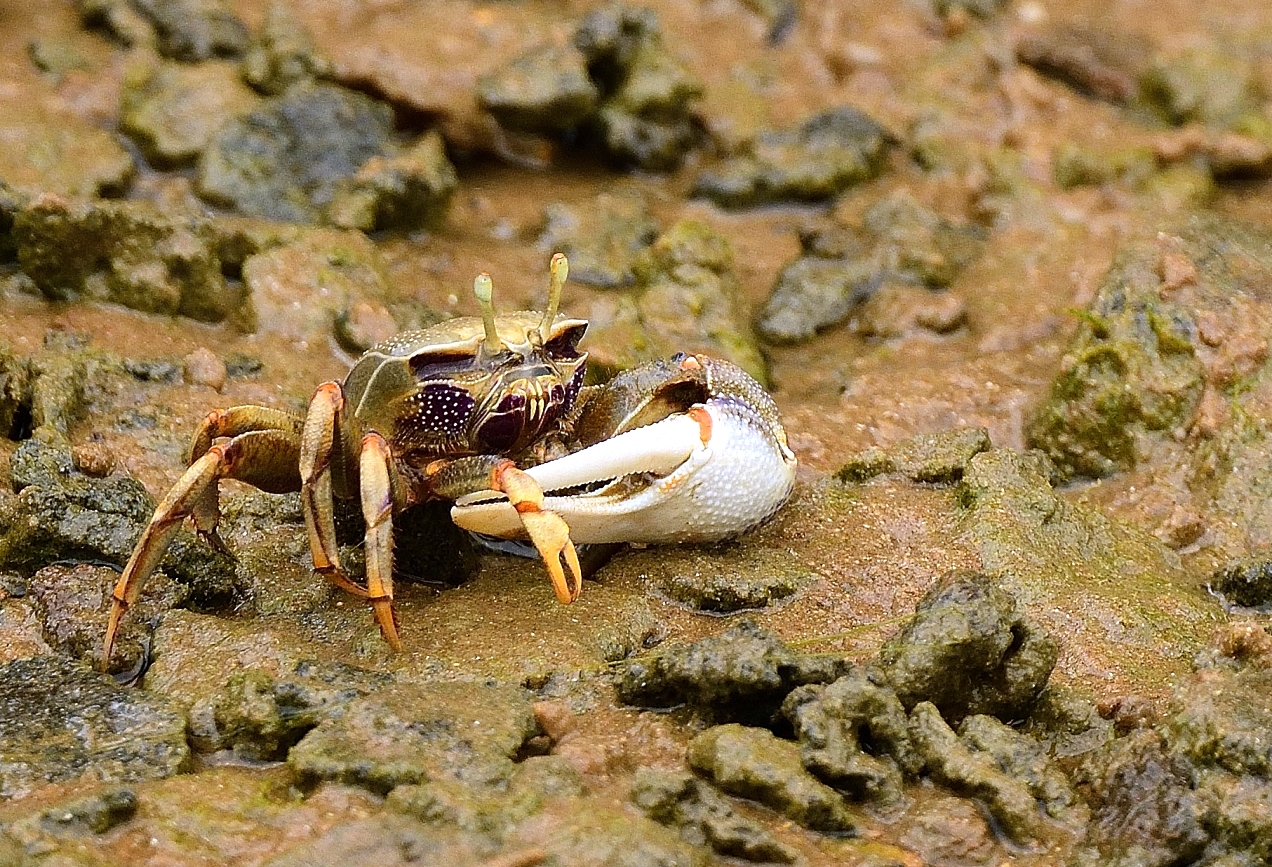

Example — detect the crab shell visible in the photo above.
[343,311,589,460]
[450,357,798,545]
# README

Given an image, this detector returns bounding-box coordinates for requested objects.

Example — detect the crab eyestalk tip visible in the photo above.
[474,272,505,353]
[539,253,569,341]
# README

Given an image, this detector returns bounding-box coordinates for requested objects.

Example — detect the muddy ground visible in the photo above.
[2,0,1272,865]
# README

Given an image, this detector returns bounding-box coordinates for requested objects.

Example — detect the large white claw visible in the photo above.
[452,398,797,544]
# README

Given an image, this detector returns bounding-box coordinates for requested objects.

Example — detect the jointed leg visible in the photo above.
[298,382,368,598]
[426,456,583,604]
[359,431,402,650]
[102,429,302,668]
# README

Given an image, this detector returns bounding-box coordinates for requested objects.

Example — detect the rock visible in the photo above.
[957,447,1221,687]
[183,347,226,390]
[1140,47,1264,129]
[259,814,481,867]
[288,680,538,794]
[958,714,1084,824]
[0,655,189,799]
[1052,143,1156,190]
[0,430,235,662]
[240,229,396,343]
[1027,217,1272,487]
[606,220,767,383]
[1212,557,1272,608]
[894,794,1000,867]
[388,754,586,836]
[877,570,1057,724]
[1071,729,1208,867]
[686,723,860,834]
[241,2,333,95]
[0,182,26,263]
[694,108,889,208]
[134,0,250,62]
[76,0,155,48]
[782,666,920,805]
[630,767,797,863]
[120,57,262,167]
[576,4,701,171]
[908,702,1046,844]
[1015,23,1151,103]
[14,196,242,322]
[504,801,711,867]
[537,191,659,289]
[478,45,599,133]
[27,563,185,672]
[197,83,395,224]
[0,599,53,664]
[0,101,133,198]
[213,662,391,760]
[757,192,983,344]
[327,131,458,233]
[37,787,138,835]
[655,548,813,613]
[614,618,850,724]
[1165,661,1272,777]
[835,427,992,485]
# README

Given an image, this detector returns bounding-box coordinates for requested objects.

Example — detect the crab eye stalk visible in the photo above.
[473,273,505,354]
[538,252,568,343]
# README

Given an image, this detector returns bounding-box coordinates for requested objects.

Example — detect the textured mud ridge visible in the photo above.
[3,0,1272,865]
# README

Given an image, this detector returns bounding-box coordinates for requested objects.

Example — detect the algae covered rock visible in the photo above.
[287,680,538,794]
[908,702,1050,845]
[835,427,991,485]
[537,190,659,288]
[630,767,797,863]
[0,655,189,799]
[135,0,249,61]
[0,430,235,665]
[580,219,767,382]
[120,57,261,167]
[327,131,457,233]
[575,4,702,171]
[478,44,599,133]
[239,229,397,343]
[0,104,134,199]
[197,83,394,224]
[687,723,861,834]
[758,192,983,344]
[694,108,889,208]
[1071,729,1207,867]
[781,666,919,805]
[241,2,333,96]
[614,618,849,724]
[877,570,1058,724]
[14,195,241,322]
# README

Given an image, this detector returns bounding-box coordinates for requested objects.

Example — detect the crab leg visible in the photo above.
[298,382,369,599]
[427,456,583,603]
[102,429,301,668]
[358,431,402,651]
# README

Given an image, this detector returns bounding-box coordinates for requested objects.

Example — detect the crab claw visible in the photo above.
[492,461,583,602]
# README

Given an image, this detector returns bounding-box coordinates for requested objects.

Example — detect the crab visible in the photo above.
[101,253,797,665]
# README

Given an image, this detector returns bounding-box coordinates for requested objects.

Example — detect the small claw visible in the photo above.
[494,462,583,603]
[371,595,403,651]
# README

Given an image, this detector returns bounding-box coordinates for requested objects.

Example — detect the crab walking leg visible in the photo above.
[426,456,583,603]
[186,406,305,553]
[359,431,403,651]
[102,429,302,669]
[298,382,369,599]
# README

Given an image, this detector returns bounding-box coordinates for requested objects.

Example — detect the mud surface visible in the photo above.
[2,0,1272,865]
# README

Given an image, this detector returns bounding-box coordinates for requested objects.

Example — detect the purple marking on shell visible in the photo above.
[476,412,524,454]
[416,382,474,435]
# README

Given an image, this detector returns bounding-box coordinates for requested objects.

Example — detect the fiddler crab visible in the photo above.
[101,253,797,665]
